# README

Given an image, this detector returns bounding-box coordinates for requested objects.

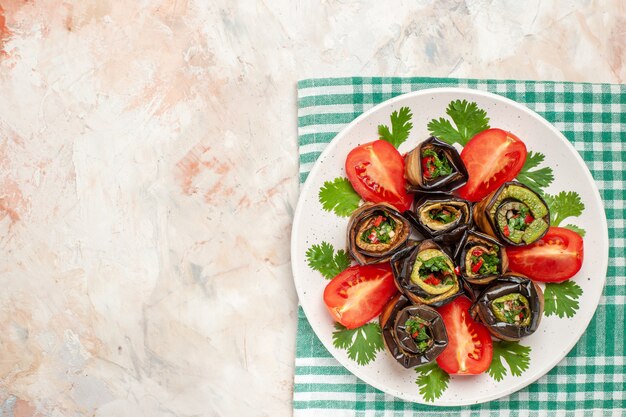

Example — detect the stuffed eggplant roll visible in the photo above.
[347,203,412,265]
[380,294,448,368]
[471,274,543,341]
[473,181,550,246]
[404,137,468,193]
[391,240,462,307]
[407,193,472,239]
[455,230,508,285]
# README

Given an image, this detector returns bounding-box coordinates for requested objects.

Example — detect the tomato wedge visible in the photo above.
[345,140,412,211]
[455,128,527,202]
[507,227,584,282]
[323,264,397,329]
[436,296,493,374]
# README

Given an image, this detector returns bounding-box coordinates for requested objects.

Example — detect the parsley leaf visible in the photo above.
[378,106,413,148]
[516,151,554,193]
[318,177,361,217]
[306,242,351,279]
[562,224,586,237]
[427,100,490,146]
[543,191,585,226]
[544,281,583,318]
[488,341,532,381]
[415,362,450,402]
[332,322,384,365]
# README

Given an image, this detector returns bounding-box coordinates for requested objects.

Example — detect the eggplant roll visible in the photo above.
[390,239,462,307]
[347,203,411,265]
[455,230,508,285]
[380,294,448,368]
[471,273,544,341]
[406,193,472,239]
[404,137,468,193]
[474,181,550,246]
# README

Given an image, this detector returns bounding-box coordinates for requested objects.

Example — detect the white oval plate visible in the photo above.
[291,88,608,406]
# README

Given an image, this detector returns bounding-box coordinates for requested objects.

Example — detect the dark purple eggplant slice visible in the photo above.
[346,202,411,265]
[405,193,472,239]
[404,137,468,193]
[471,273,544,341]
[455,230,508,285]
[473,181,550,246]
[379,294,448,368]
[390,239,463,307]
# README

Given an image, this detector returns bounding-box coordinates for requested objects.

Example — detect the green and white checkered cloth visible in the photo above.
[294,77,625,416]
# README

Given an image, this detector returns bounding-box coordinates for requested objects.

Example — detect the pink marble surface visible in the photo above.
[0,1,622,416]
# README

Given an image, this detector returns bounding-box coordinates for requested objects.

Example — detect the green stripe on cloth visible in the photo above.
[294,77,625,416]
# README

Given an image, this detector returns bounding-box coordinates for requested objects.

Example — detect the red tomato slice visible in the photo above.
[345,140,412,211]
[436,296,493,374]
[455,128,527,202]
[507,227,584,282]
[323,264,397,329]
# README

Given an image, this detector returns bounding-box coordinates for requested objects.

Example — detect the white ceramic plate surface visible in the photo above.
[291,88,608,406]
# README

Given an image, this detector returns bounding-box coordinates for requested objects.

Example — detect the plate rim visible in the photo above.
[290,87,609,406]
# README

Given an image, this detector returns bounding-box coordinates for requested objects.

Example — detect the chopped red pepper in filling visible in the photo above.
[503,225,510,237]
[471,258,484,273]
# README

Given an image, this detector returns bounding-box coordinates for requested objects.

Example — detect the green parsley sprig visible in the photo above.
[305,241,351,279]
[332,323,384,365]
[544,281,583,318]
[378,106,413,148]
[488,341,532,381]
[427,100,490,146]
[415,362,450,402]
[318,177,361,217]
[516,151,554,193]
[543,191,585,227]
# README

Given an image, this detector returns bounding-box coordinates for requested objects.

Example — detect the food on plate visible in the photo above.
[455,230,508,285]
[471,274,544,341]
[391,240,462,307]
[323,264,398,329]
[474,181,550,246]
[306,97,589,402]
[506,227,584,282]
[346,202,411,265]
[455,128,528,202]
[345,140,413,211]
[435,296,493,374]
[380,294,448,368]
[404,137,468,193]
[406,193,472,240]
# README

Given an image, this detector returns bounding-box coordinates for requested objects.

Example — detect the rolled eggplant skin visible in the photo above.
[379,294,448,368]
[471,273,544,341]
[473,181,550,246]
[390,239,463,308]
[404,137,469,194]
[346,202,412,265]
[454,230,508,285]
[406,193,473,239]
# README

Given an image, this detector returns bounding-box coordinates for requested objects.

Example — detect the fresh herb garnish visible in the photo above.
[361,214,396,244]
[507,206,531,231]
[422,149,453,179]
[332,322,384,365]
[419,256,452,274]
[428,208,457,224]
[488,341,532,381]
[378,106,413,148]
[415,362,450,402]
[405,317,432,352]
[471,252,499,275]
[544,281,583,318]
[318,177,361,217]
[516,151,555,193]
[563,224,586,237]
[543,191,585,226]
[427,100,490,146]
[305,241,351,279]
